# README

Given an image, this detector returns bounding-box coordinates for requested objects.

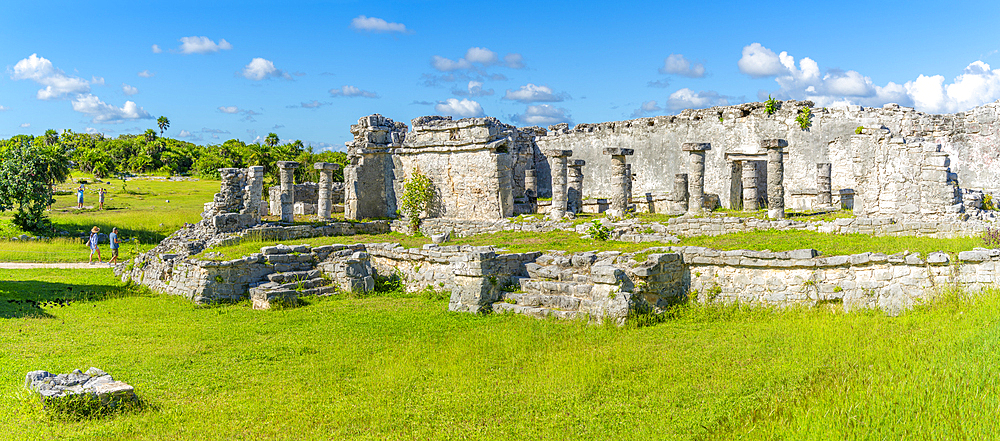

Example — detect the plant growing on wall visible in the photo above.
[764,95,779,115]
[399,167,436,234]
[855,126,864,134]
[982,194,996,211]
[796,107,813,130]
[984,226,1000,248]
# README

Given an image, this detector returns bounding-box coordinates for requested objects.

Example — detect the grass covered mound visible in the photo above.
[2,269,1000,438]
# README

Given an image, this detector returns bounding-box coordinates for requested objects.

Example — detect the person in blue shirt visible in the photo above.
[88,226,102,264]
[77,185,85,209]
[108,227,120,266]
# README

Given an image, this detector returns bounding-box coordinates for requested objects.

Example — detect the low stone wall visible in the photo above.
[389,218,571,238]
[241,221,390,241]
[663,215,995,238]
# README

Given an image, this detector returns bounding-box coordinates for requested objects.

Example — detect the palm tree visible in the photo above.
[156,116,170,136]
[265,133,279,148]
[44,129,59,146]
[143,129,157,143]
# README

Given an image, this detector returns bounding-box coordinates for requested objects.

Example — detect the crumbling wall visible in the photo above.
[533,100,1000,213]
[344,114,406,220]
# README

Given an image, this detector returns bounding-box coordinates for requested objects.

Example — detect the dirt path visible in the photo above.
[0,263,120,269]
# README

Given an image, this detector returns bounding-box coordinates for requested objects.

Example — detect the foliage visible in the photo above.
[982,194,996,211]
[0,140,70,231]
[764,94,779,115]
[398,168,436,233]
[796,106,812,130]
[855,126,864,134]
[587,219,611,241]
[156,116,170,136]
[984,227,1000,248]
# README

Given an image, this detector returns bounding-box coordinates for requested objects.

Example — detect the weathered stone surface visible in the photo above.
[681,143,711,151]
[25,368,136,407]
[686,144,709,215]
[765,140,785,219]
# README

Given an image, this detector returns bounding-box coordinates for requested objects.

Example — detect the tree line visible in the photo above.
[0,120,348,231]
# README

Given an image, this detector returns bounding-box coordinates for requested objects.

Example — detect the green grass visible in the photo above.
[677,229,982,257]
[200,228,984,262]
[2,269,1000,439]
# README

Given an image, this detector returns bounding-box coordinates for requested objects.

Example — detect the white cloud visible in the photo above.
[179,130,192,137]
[70,94,150,123]
[434,98,484,117]
[152,44,162,54]
[738,43,1000,112]
[218,106,240,114]
[503,84,568,103]
[11,54,91,100]
[20,123,30,128]
[301,100,322,108]
[631,100,662,117]
[504,53,525,69]
[202,128,230,134]
[431,47,524,72]
[0,105,8,111]
[241,58,290,80]
[178,130,202,140]
[177,36,233,54]
[738,43,785,78]
[453,81,494,97]
[660,54,706,78]
[122,83,138,96]
[512,104,572,126]
[91,76,105,85]
[329,85,378,98]
[138,70,155,78]
[666,88,732,111]
[349,15,410,34]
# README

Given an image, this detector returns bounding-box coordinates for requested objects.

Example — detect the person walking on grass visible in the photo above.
[108,227,120,266]
[99,188,106,210]
[77,184,85,209]
[88,226,102,264]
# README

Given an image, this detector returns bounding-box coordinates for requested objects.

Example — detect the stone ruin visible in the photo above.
[119,99,1000,322]
[25,367,136,408]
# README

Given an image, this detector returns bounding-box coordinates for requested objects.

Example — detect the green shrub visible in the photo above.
[764,95,779,115]
[855,126,863,134]
[796,107,812,130]
[398,168,436,234]
[982,194,996,211]
[587,219,611,241]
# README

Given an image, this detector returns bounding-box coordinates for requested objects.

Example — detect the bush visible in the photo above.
[796,107,812,130]
[587,219,611,241]
[982,194,996,211]
[764,95,779,115]
[984,227,1000,248]
[0,140,58,231]
[398,168,436,234]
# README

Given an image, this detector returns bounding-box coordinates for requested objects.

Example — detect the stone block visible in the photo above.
[602,148,635,156]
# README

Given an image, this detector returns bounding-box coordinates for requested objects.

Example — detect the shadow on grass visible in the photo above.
[0,280,141,319]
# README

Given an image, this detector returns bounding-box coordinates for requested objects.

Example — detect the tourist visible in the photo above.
[108,227,120,265]
[77,184,85,209]
[99,188,106,210]
[88,226,102,264]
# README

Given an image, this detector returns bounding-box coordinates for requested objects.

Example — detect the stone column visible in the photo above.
[242,165,265,223]
[314,162,342,220]
[567,160,586,214]
[276,161,299,222]
[682,143,711,216]
[524,169,537,201]
[603,148,634,218]
[817,163,832,208]
[544,149,573,221]
[673,174,689,213]
[762,139,788,219]
[742,161,758,211]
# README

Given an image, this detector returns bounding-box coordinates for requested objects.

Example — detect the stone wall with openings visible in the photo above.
[533,100,1000,214]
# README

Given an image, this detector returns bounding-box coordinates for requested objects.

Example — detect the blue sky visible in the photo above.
[2,0,999,150]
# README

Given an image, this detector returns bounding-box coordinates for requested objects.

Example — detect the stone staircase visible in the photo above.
[492,278,594,319]
[249,269,335,309]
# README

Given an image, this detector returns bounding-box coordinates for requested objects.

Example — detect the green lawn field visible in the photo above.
[1,269,999,439]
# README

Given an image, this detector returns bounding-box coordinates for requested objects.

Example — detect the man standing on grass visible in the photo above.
[108,227,120,266]
[88,226,102,264]
[77,184,85,209]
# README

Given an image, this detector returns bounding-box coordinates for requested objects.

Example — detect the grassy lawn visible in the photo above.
[0,173,218,262]
[2,269,1000,439]
[199,228,986,262]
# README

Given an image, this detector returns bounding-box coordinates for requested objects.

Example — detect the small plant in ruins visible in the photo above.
[983,227,1000,248]
[399,167,436,234]
[855,126,864,134]
[587,219,611,241]
[796,107,813,130]
[982,194,996,211]
[764,95,779,115]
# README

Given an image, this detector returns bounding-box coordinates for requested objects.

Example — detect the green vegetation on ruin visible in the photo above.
[3,268,1000,439]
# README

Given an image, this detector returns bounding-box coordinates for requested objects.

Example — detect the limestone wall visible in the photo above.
[533,101,1000,214]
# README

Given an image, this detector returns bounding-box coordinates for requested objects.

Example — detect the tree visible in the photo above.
[265,133,279,148]
[0,140,58,231]
[157,116,170,136]
[44,129,59,146]
[143,129,157,143]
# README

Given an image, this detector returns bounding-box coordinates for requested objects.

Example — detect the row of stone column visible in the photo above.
[681,139,788,219]
[275,161,342,222]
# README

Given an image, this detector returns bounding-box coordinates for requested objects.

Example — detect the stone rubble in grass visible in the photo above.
[25,367,136,406]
